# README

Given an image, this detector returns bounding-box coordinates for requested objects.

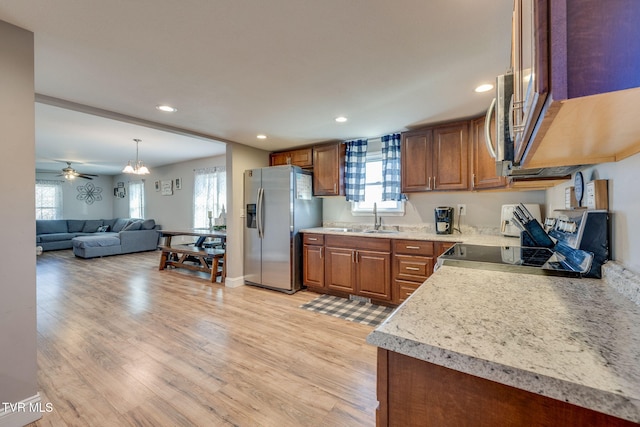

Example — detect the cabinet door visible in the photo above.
[313,143,345,196]
[303,244,324,288]
[270,152,289,166]
[291,148,313,168]
[325,247,355,293]
[401,131,433,192]
[432,123,469,191]
[471,116,506,190]
[356,250,391,301]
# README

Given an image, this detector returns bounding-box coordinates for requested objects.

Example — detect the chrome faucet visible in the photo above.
[373,202,382,230]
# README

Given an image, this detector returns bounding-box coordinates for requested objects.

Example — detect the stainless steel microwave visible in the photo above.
[484,73,580,179]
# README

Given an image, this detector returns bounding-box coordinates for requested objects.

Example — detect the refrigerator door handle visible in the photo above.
[257,187,264,239]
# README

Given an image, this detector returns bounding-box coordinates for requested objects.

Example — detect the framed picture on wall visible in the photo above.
[161,180,173,196]
[175,177,182,190]
[154,181,160,191]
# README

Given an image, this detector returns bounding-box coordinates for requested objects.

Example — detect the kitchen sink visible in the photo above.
[362,229,398,234]
[322,227,354,232]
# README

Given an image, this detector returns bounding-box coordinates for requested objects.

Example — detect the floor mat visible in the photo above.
[300,294,395,327]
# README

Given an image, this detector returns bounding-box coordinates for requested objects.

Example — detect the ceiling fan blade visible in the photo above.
[78,175,94,180]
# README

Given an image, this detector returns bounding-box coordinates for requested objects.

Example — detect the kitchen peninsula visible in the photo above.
[367,263,640,426]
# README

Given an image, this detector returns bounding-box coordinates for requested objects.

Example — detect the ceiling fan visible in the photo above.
[57,162,98,180]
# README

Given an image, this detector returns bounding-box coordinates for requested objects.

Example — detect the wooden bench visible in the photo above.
[158,244,225,283]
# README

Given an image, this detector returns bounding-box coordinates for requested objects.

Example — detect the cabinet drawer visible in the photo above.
[394,279,421,303]
[303,234,324,245]
[393,239,434,256]
[325,234,390,252]
[394,254,433,282]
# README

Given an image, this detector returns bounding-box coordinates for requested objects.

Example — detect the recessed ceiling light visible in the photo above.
[474,84,494,93]
[335,116,348,123]
[156,105,177,112]
[257,134,267,139]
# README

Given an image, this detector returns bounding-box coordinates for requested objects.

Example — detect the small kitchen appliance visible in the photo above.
[435,207,454,234]
[439,205,609,278]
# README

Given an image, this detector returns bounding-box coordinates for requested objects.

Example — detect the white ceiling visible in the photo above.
[1,0,513,176]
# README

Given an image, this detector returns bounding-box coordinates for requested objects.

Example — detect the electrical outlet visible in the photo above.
[458,204,467,216]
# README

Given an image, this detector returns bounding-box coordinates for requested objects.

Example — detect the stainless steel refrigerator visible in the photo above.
[244,165,322,293]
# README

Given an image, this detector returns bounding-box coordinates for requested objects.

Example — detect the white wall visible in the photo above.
[322,189,546,229]
[35,173,115,219]
[111,154,227,229]
[546,151,640,273]
[225,143,270,283]
[0,19,39,423]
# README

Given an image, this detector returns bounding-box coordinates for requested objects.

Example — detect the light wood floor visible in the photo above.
[31,250,378,426]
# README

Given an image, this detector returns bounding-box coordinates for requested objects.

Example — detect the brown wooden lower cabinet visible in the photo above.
[376,348,637,427]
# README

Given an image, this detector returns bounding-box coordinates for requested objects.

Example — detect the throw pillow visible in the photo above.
[82,219,104,233]
[122,220,143,231]
[141,219,156,230]
[111,218,130,232]
[97,225,110,232]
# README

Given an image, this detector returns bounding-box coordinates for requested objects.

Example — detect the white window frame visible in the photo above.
[35,180,63,220]
[193,167,227,229]
[129,180,145,218]
[351,149,405,216]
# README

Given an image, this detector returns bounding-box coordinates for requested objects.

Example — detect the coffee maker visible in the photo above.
[435,207,454,234]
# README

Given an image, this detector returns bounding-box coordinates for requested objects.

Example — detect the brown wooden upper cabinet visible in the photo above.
[401,121,469,192]
[269,147,313,168]
[471,115,506,190]
[313,143,345,196]
[514,0,640,170]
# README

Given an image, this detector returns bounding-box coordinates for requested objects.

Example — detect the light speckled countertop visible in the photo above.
[301,226,518,247]
[366,265,640,423]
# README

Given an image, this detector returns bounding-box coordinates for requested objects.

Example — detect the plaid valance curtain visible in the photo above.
[381,133,404,201]
[344,139,368,202]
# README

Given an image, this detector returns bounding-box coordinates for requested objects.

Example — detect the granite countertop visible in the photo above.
[301,226,518,247]
[366,265,640,423]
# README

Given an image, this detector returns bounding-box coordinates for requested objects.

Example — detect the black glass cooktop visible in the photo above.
[438,244,584,277]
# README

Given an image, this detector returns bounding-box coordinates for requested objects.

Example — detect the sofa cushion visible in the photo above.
[82,220,104,233]
[72,234,120,248]
[36,219,67,235]
[97,225,110,232]
[67,220,86,233]
[111,218,130,232]
[39,232,77,242]
[122,220,143,231]
[141,219,156,230]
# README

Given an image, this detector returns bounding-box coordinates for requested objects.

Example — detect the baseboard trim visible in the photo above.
[223,276,245,288]
[0,393,43,427]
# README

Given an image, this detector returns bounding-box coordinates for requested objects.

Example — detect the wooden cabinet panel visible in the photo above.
[313,143,345,196]
[432,122,469,191]
[377,348,637,427]
[356,251,391,300]
[303,244,324,288]
[471,116,506,190]
[303,234,324,245]
[435,241,456,257]
[394,254,432,283]
[401,121,469,193]
[325,247,355,293]
[269,147,313,168]
[392,240,434,256]
[394,279,421,304]
[401,131,433,192]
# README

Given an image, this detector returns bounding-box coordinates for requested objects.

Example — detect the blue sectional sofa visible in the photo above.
[36,218,161,258]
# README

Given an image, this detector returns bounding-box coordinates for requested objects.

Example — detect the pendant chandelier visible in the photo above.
[122,138,150,175]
